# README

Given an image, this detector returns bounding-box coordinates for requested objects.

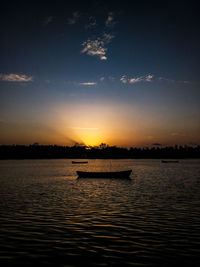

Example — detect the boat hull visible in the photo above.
[77,170,132,178]
[72,161,88,164]
[161,160,179,163]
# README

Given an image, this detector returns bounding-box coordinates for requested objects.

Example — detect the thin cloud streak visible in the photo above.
[0,73,33,82]
[158,77,175,83]
[79,82,97,86]
[158,77,193,84]
[171,132,186,137]
[120,74,153,84]
[120,75,127,84]
[129,77,143,84]
[70,127,98,130]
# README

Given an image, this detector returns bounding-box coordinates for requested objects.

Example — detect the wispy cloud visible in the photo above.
[68,11,80,25]
[70,127,98,130]
[129,77,143,84]
[120,75,127,84]
[103,33,114,42]
[129,75,153,83]
[171,132,186,137]
[85,16,97,29]
[79,82,97,86]
[109,76,115,82]
[105,12,116,27]
[120,74,153,84]
[100,77,105,82]
[44,16,53,26]
[182,80,191,84]
[158,77,193,84]
[0,73,33,82]
[81,39,107,60]
[158,77,175,83]
[81,33,114,60]
[145,75,153,82]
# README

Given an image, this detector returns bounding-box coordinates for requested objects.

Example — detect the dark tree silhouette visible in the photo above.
[0,144,199,159]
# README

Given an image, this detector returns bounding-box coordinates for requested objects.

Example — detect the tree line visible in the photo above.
[0,144,199,159]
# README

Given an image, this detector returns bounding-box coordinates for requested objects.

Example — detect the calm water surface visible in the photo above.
[0,159,200,266]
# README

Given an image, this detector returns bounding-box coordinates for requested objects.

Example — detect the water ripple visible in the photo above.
[0,159,200,266]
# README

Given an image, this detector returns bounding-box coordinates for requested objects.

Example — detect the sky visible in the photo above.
[0,0,200,147]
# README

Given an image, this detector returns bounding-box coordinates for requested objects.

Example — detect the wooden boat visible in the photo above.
[161,160,179,163]
[72,161,88,164]
[77,169,132,178]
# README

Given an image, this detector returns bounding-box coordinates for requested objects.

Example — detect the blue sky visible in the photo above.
[0,0,200,146]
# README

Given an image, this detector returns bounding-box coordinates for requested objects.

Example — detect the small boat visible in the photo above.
[72,161,88,164]
[161,160,179,163]
[77,169,132,178]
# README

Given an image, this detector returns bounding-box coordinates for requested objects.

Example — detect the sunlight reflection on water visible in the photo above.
[0,159,200,266]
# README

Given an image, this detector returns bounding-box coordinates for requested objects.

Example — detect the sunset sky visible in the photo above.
[0,0,200,147]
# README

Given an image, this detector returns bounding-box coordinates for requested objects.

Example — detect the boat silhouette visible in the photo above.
[72,161,88,164]
[161,160,179,163]
[77,169,132,178]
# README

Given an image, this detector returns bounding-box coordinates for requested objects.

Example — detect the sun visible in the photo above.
[73,127,103,147]
[81,132,102,147]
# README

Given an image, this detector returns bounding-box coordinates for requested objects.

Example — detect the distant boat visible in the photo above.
[72,161,88,164]
[77,169,132,178]
[161,160,179,163]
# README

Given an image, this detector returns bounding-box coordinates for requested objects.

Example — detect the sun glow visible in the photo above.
[74,127,103,146]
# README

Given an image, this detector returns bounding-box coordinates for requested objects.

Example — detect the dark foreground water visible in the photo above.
[0,159,200,266]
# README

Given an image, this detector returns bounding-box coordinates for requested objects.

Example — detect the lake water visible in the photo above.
[0,159,200,266]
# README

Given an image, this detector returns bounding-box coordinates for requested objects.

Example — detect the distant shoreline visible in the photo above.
[0,158,199,160]
[0,145,199,160]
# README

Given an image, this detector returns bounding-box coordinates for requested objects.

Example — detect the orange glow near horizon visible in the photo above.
[72,127,104,146]
[0,99,199,147]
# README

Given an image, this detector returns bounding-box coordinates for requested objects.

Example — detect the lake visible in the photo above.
[0,159,200,266]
